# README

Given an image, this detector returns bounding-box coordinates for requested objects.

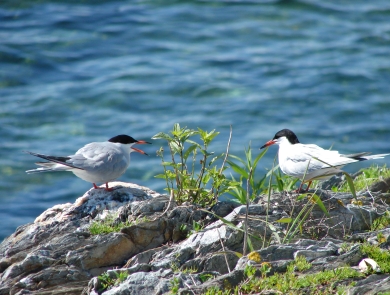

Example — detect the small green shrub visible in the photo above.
[336,165,390,192]
[98,270,129,291]
[89,213,132,235]
[360,243,390,273]
[153,123,238,206]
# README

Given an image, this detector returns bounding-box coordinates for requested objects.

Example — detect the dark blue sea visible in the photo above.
[1,0,390,241]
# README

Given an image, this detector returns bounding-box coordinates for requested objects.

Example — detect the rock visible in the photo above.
[209,201,241,217]
[102,269,174,295]
[347,274,390,295]
[0,183,159,295]
[320,174,344,190]
[2,180,390,295]
[368,177,390,193]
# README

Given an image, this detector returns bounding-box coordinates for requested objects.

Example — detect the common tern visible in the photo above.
[25,135,151,191]
[260,129,389,192]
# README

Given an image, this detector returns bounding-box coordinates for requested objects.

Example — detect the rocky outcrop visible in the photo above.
[1,179,390,295]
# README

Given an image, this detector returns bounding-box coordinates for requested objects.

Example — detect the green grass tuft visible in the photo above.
[336,164,390,192]
[89,213,132,235]
[202,256,362,295]
[360,243,390,273]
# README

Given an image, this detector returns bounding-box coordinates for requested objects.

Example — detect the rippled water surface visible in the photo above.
[1,0,390,240]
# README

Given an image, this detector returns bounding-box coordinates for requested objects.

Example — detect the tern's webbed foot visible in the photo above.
[92,183,114,191]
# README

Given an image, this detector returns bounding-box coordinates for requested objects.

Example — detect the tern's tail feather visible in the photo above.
[361,153,390,160]
[341,152,390,161]
[26,167,56,174]
[26,161,73,174]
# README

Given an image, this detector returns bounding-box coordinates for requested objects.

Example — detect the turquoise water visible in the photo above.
[1,0,390,240]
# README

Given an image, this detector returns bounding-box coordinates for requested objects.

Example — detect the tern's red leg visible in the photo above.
[295,182,304,193]
[295,181,312,193]
[305,181,313,192]
[105,183,114,192]
[93,183,113,191]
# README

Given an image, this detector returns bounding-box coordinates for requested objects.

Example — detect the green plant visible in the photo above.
[89,213,132,235]
[115,270,129,284]
[336,164,390,192]
[199,273,215,283]
[201,256,362,295]
[153,123,237,206]
[191,220,203,234]
[360,242,390,273]
[271,168,299,192]
[227,144,268,204]
[294,255,312,272]
[170,262,180,273]
[371,211,390,231]
[340,242,353,253]
[182,266,198,274]
[98,270,129,291]
[169,277,181,294]
[98,272,115,291]
[276,192,329,244]
[241,261,361,294]
[243,264,256,279]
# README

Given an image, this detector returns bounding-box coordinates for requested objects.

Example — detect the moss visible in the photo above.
[202,256,362,295]
[360,243,390,273]
[89,213,132,235]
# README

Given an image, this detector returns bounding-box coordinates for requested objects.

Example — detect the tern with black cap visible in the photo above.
[261,129,389,192]
[25,135,151,191]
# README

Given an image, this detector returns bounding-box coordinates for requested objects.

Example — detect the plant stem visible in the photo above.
[214,125,232,201]
[243,166,253,256]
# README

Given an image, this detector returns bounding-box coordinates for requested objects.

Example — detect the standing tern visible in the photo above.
[25,135,151,191]
[260,129,389,192]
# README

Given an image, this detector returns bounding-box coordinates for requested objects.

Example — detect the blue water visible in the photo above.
[1,0,390,241]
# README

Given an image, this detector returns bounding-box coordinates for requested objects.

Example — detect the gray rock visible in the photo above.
[102,269,173,295]
[210,201,241,217]
[367,177,390,193]
[2,180,390,295]
[0,183,160,295]
[347,275,390,295]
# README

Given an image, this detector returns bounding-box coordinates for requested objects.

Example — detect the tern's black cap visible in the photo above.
[108,135,138,144]
[274,129,300,144]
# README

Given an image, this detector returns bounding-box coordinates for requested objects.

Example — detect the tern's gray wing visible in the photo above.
[69,142,127,172]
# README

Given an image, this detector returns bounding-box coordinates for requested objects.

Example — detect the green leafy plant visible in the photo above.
[336,164,390,192]
[270,167,299,193]
[227,144,268,204]
[169,277,181,295]
[98,272,115,291]
[371,211,390,231]
[191,220,204,234]
[276,193,330,243]
[199,273,215,283]
[243,264,257,279]
[153,123,236,206]
[201,256,361,295]
[98,270,129,291]
[170,262,180,273]
[294,255,312,272]
[236,259,360,295]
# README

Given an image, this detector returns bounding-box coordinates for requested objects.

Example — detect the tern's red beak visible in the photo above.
[132,140,151,155]
[132,147,148,155]
[136,140,152,145]
[260,139,276,149]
